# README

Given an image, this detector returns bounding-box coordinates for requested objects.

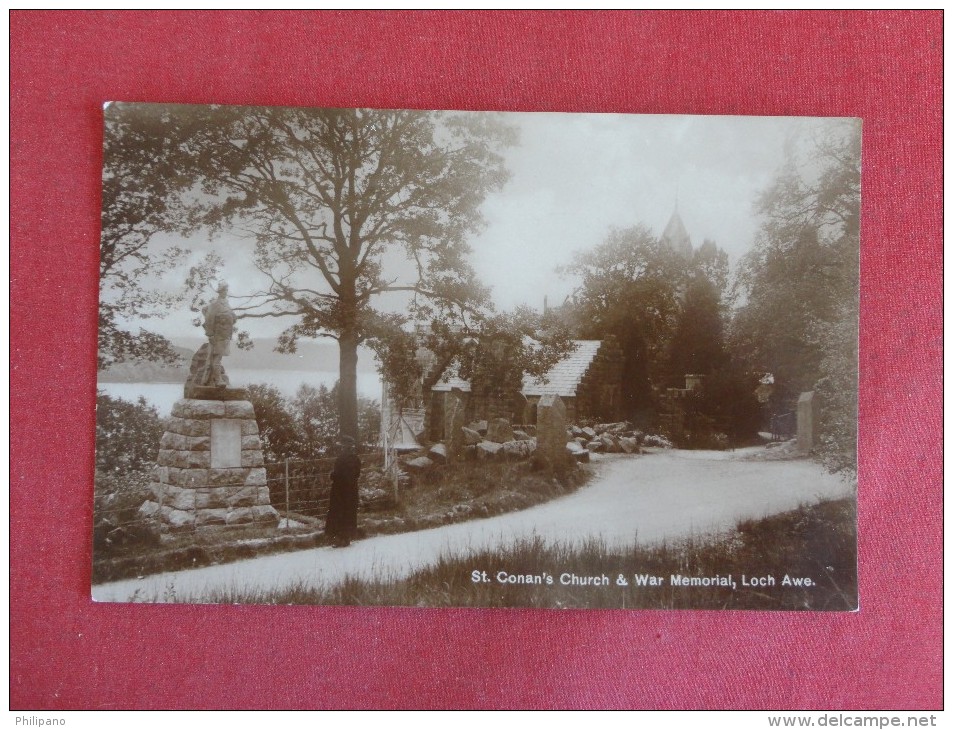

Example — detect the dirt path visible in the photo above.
[92,448,852,602]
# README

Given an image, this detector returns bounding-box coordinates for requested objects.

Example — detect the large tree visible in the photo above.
[561,225,687,421]
[99,104,193,368]
[732,121,860,471]
[100,105,227,369]
[732,122,860,401]
[665,273,728,383]
[142,104,516,441]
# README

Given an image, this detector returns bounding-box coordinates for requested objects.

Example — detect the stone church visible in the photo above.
[382,336,624,449]
[380,205,697,450]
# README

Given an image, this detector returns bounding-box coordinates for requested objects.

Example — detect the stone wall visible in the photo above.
[141,398,279,532]
[574,336,624,422]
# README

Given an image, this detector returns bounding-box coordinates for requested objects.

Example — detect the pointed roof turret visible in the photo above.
[661,208,693,258]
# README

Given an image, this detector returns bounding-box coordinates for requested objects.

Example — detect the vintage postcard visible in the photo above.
[91,103,859,610]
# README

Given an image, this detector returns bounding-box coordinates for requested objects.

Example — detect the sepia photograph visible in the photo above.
[90,102,860,610]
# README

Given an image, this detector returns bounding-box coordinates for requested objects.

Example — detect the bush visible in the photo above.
[812,307,858,477]
[93,468,159,554]
[246,381,382,461]
[95,391,164,475]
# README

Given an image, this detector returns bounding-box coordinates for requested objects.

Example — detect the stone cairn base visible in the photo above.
[140,396,280,533]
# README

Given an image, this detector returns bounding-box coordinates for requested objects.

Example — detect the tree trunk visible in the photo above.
[338,329,360,443]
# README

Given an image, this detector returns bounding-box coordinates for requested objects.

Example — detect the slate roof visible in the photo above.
[432,371,471,393]
[432,340,603,399]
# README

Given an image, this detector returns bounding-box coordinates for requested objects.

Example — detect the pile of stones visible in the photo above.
[400,417,539,476]
[400,417,656,474]
[565,421,645,463]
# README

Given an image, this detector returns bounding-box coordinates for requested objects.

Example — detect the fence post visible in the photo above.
[284,457,290,527]
[384,416,400,506]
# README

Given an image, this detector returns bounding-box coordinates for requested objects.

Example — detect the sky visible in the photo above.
[120,110,852,341]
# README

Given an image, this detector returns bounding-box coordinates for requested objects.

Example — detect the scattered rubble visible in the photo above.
[396,418,660,476]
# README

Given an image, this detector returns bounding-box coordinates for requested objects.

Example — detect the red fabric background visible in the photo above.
[10,11,942,710]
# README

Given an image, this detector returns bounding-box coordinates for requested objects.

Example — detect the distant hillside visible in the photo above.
[98,345,193,383]
[173,337,379,373]
[99,338,379,383]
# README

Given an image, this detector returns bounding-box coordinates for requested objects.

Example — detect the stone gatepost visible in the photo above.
[444,388,468,462]
[537,393,570,467]
[797,391,817,455]
[142,392,280,532]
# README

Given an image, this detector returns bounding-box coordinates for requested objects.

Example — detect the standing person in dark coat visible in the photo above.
[325,436,362,547]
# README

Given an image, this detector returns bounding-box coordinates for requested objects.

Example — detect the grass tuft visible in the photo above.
[167,497,857,611]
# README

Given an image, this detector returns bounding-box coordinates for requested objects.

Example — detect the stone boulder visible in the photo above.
[599,434,620,453]
[501,438,536,459]
[486,418,515,444]
[403,456,434,472]
[566,440,590,463]
[469,420,488,435]
[476,441,502,459]
[461,427,482,445]
[597,421,632,435]
[428,443,449,464]
[138,500,160,519]
[618,437,640,454]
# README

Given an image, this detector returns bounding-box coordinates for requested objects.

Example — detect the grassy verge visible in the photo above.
[173,497,857,611]
[360,459,588,535]
[93,459,589,583]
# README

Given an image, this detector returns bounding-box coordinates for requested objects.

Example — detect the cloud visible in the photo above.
[122,108,838,338]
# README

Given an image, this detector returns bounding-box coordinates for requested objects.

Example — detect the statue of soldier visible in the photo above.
[201,282,236,387]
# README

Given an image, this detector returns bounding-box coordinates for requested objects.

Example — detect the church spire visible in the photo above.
[661,202,693,258]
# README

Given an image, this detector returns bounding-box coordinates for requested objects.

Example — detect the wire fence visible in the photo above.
[93,451,390,546]
[264,451,388,521]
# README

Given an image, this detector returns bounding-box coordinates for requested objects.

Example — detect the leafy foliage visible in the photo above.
[246,382,381,461]
[683,366,764,447]
[459,309,576,401]
[813,298,859,475]
[384,307,575,410]
[664,274,728,386]
[561,225,687,419]
[733,122,860,398]
[95,391,164,474]
[732,121,860,472]
[146,104,515,440]
[99,104,220,368]
[244,384,300,463]
[291,384,340,458]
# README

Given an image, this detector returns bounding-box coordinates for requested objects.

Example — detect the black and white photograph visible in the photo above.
[91,102,859,610]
